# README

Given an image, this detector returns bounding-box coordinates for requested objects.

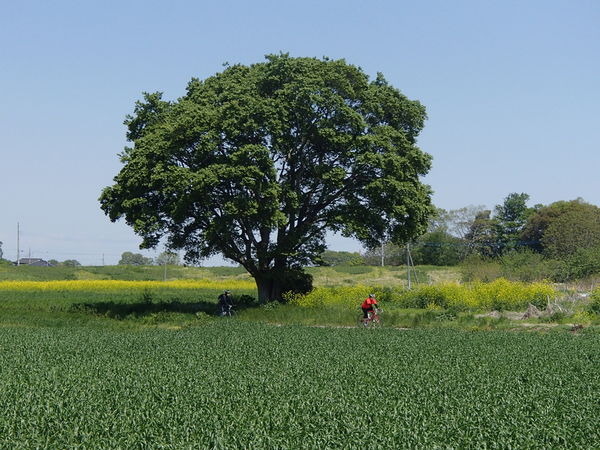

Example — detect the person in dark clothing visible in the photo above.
[217,290,234,316]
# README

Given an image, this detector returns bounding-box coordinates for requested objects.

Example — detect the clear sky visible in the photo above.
[1,0,599,265]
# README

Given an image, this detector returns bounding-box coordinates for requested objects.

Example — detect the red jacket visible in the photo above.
[361,297,377,309]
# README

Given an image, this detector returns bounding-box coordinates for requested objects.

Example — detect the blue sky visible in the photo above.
[1,0,599,265]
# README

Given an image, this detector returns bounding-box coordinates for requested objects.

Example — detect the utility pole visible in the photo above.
[380,242,385,267]
[406,243,411,290]
[16,222,20,266]
[406,243,419,290]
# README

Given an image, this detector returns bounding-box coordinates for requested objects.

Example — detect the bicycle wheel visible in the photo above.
[357,314,367,327]
[370,314,383,327]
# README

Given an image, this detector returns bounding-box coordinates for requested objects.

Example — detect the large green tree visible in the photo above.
[521,199,600,257]
[100,54,433,302]
[464,210,498,257]
[493,192,532,253]
[156,251,181,266]
[540,202,600,258]
[463,194,533,258]
[411,231,464,266]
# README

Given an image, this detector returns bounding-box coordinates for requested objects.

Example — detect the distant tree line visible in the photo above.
[320,194,600,281]
[0,243,84,267]
[118,251,181,266]
[0,245,182,268]
[48,252,182,267]
[48,259,82,267]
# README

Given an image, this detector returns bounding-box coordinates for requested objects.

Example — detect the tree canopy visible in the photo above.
[100,54,433,301]
[118,252,153,266]
[411,231,464,266]
[536,200,600,258]
[493,192,532,252]
[62,259,81,267]
[464,210,497,257]
[462,193,533,258]
[156,251,181,266]
[318,250,364,267]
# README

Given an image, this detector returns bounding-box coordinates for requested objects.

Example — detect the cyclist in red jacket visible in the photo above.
[361,293,378,319]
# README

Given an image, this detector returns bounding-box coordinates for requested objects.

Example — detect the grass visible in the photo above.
[237,303,593,332]
[306,264,461,287]
[0,263,461,289]
[0,264,597,330]
[0,264,254,282]
[0,284,258,329]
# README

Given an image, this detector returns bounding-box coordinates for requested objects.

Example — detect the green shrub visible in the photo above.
[571,310,597,324]
[235,294,257,307]
[459,255,502,282]
[280,269,313,298]
[551,246,600,282]
[499,250,554,282]
[589,289,600,314]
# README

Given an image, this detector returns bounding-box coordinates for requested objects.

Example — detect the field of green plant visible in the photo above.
[1,323,599,448]
[1,265,599,446]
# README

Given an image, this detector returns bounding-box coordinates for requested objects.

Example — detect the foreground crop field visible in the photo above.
[1,323,599,448]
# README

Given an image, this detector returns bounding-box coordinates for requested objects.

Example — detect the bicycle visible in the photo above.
[357,307,383,328]
[218,303,235,317]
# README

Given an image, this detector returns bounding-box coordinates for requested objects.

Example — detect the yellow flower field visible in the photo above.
[0,279,256,291]
[290,278,556,311]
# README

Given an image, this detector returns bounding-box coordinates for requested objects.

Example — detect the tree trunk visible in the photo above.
[254,271,284,303]
[252,266,313,303]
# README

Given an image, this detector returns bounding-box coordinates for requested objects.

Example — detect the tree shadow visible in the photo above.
[68,300,219,319]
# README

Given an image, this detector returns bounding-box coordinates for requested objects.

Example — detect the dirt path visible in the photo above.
[264,321,591,333]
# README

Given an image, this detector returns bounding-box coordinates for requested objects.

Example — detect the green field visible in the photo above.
[1,265,599,447]
[1,324,599,448]
[0,263,251,282]
[0,262,457,287]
